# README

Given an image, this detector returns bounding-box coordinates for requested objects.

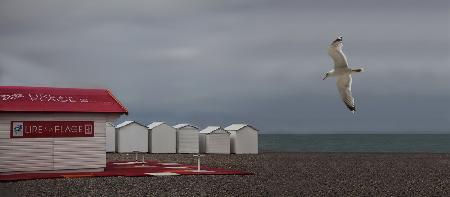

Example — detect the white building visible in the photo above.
[115,121,148,153]
[0,86,127,173]
[225,124,259,154]
[147,122,176,153]
[105,122,116,152]
[173,123,199,153]
[199,126,230,154]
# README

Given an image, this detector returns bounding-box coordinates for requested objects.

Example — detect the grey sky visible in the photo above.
[1,0,449,133]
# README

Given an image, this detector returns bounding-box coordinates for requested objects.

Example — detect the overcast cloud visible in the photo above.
[1,0,449,133]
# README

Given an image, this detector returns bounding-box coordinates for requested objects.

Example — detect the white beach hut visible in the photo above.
[147,122,176,153]
[225,124,259,154]
[199,126,230,154]
[173,123,199,154]
[105,122,116,152]
[115,121,148,153]
[0,86,127,173]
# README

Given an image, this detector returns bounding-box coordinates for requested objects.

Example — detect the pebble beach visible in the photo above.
[1,152,449,196]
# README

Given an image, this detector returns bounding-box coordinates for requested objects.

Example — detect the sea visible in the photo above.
[259,134,450,153]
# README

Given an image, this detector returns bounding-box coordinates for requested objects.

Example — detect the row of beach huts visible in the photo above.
[106,121,259,154]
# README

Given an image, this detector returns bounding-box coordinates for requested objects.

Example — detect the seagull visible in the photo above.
[323,36,364,113]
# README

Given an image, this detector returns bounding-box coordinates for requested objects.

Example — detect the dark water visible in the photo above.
[259,134,450,153]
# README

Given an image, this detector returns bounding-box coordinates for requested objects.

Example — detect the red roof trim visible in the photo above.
[106,89,129,115]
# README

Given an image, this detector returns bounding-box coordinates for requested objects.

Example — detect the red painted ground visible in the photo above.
[0,160,252,181]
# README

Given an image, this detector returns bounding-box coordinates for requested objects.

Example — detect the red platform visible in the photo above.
[0,160,252,181]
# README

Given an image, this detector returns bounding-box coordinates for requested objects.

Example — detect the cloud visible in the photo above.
[0,0,449,132]
[0,53,60,85]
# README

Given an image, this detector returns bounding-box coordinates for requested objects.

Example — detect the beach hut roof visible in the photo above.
[199,126,228,134]
[173,123,199,129]
[147,122,166,129]
[0,86,128,114]
[115,121,146,129]
[224,124,259,131]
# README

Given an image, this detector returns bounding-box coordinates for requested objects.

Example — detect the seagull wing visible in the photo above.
[328,43,349,68]
[336,75,356,112]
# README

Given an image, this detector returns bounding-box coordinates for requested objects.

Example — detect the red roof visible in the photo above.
[0,86,128,114]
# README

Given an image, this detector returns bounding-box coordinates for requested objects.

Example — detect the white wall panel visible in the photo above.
[0,112,113,173]
[149,124,176,153]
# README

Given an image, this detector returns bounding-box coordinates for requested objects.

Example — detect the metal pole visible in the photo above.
[197,156,200,171]
[193,154,204,172]
[140,154,146,166]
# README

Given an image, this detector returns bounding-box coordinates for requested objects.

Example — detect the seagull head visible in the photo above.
[331,36,343,45]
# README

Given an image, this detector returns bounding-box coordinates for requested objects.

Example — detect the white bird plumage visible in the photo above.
[323,36,364,113]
